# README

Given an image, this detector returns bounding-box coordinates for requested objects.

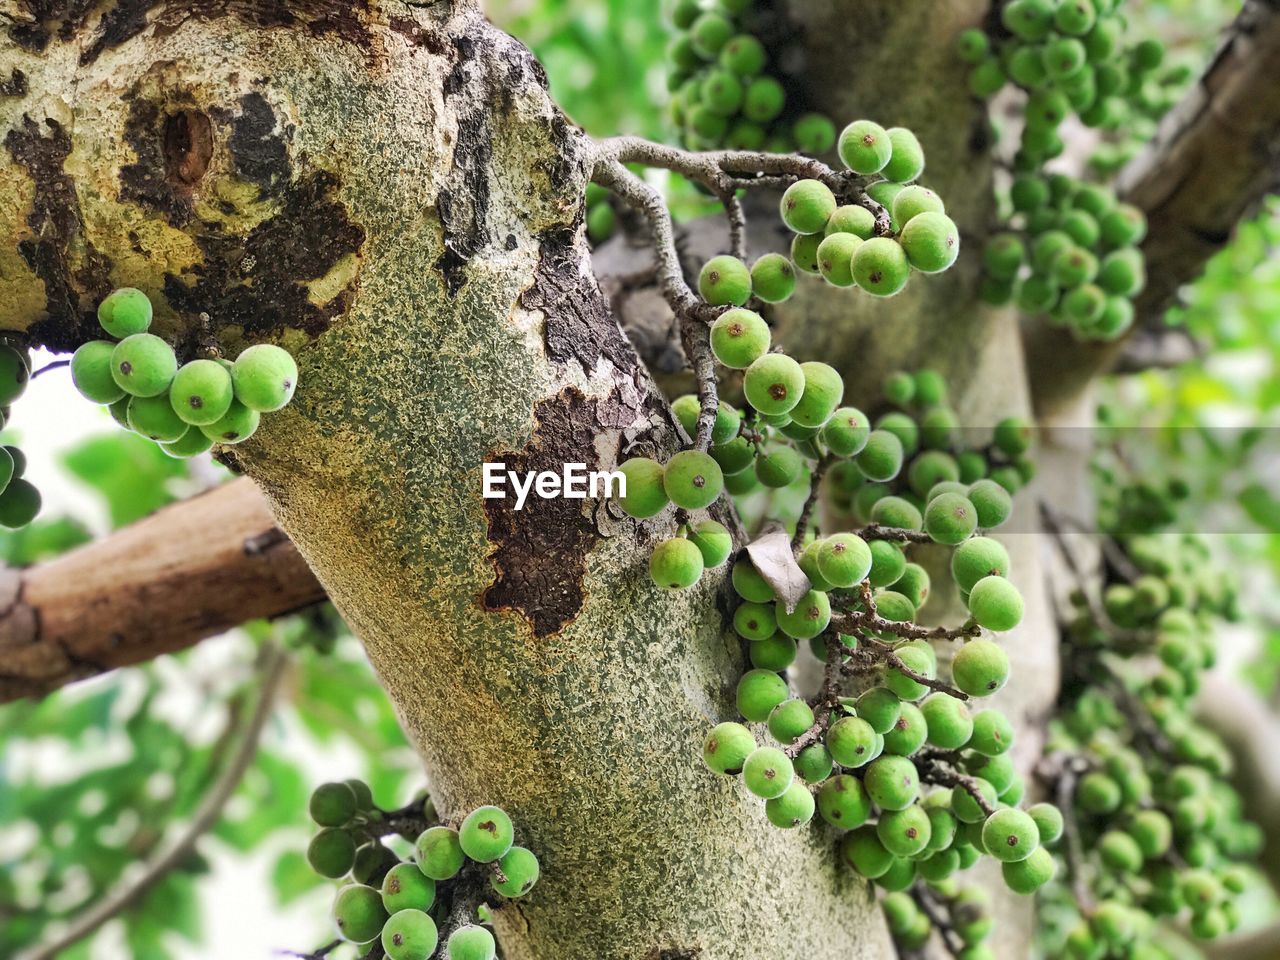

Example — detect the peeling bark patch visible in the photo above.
[435,33,493,297]
[81,0,158,63]
[0,70,29,97]
[162,171,364,339]
[483,386,638,638]
[73,0,376,64]
[522,227,637,376]
[388,15,446,53]
[121,99,194,227]
[545,113,580,193]
[228,92,292,194]
[5,116,107,349]
[10,0,95,51]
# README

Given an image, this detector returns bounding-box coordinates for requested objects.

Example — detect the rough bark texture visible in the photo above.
[0,2,887,957]
[1026,0,1280,419]
[0,476,321,702]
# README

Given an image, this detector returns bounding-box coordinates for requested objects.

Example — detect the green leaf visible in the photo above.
[60,432,192,528]
[271,850,326,906]
[0,515,92,565]
[135,872,202,944]
[1238,483,1280,532]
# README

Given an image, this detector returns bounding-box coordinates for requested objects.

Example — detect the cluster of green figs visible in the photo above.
[958,0,1157,341]
[306,780,537,960]
[665,0,836,153]
[702,530,1060,923]
[1042,527,1263,958]
[960,0,1180,162]
[70,288,298,456]
[981,171,1147,340]
[0,338,42,529]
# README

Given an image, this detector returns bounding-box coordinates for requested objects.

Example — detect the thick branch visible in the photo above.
[590,158,701,316]
[1028,0,1280,417]
[0,478,323,703]
[16,642,285,960]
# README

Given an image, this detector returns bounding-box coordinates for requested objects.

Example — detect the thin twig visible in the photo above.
[783,634,846,758]
[910,886,967,957]
[723,194,747,261]
[356,800,435,844]
[1039,503,1145,646]
[595,136,891,228]
[1101,667,1174,758]
[792,456,835,550]
[1038,752,1095,912]
[853,636,971,700]
[591,158,722,450]
[18,643,288,960]
[916,755,996,819]
[31,359,69,378]
[1044,504,1143,582]
[832,611,979,645]
[855,523,933,544]
[276,940,342,960]
[831,581,979,644]
[590,159,702,315]
[679,313,721,451]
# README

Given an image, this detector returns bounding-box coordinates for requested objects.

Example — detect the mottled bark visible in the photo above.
[0,2,886,957]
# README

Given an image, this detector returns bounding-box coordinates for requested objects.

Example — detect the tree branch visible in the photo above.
[16,641,287,960]
[0,478,324,703]
[590,158,724,450]
[909,886,967,957]
[590,157,702,316]
[915,752,996,819]
[783,631,845,758]
[855,524,934,544]
[1026,0,1280,417]
[831,578,980,644]
[595,136,891,233]
[1196,673,1280,889]
[792,455,835,549]
[1208,923,1280,960]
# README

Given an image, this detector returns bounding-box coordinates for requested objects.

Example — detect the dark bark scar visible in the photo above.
[482,385,641,639]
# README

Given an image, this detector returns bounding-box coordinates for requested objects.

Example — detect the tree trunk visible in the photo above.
[2,2,889,957]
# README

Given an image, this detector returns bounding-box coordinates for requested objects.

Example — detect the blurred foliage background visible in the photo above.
[2,0,1278,957]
